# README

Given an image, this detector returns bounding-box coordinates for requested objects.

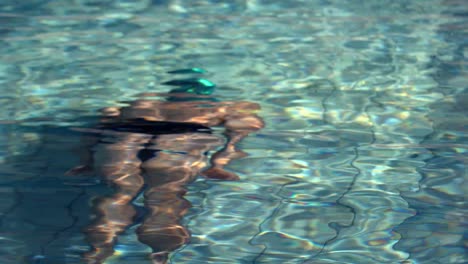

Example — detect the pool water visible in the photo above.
[0,0,466,263]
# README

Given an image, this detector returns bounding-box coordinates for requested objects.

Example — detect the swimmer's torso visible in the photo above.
[102,100,261,127]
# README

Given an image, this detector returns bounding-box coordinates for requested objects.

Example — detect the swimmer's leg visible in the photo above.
[136,133,222,263]
[82,134,151,264]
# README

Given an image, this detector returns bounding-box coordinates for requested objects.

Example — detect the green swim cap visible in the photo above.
[163,78,216,95]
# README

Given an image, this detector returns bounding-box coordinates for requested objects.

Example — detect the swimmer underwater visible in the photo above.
[66,69,264,264]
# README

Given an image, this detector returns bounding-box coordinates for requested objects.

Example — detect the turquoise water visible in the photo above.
[0,0,466,263]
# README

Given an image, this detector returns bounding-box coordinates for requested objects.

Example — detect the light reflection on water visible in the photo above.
[0,0,467,264]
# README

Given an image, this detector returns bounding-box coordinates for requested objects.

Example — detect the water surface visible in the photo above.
[0,0,466,263]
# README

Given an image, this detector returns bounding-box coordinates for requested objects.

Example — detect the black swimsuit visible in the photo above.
[97,118,212,162]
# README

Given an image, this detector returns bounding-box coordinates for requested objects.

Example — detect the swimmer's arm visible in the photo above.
[65,133,98,175]
[202,114,264,180]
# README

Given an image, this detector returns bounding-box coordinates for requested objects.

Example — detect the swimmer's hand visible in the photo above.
[201,167,240,181]
[65,165,93,176]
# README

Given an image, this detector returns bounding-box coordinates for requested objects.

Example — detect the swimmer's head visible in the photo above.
[163,69,217,101]
[162,78,217,102]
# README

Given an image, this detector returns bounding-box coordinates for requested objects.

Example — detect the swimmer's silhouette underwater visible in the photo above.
[66,69,264,264]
